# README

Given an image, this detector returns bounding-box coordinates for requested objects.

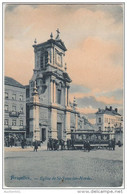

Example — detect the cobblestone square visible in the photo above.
[4,146,123,188]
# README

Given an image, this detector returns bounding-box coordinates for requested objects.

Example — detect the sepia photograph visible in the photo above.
[3,1,125,191]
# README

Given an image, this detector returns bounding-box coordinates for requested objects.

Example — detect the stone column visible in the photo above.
[29,82,40,142]
[65,85,70,107]
[61,85,64,106]
[50,47,54,65]
[53,47,55,65]
[50,108,57,139]
[67,87,69,106]
[54,82,56,104]
[75,113,78,130]
[65,111,71,140]
[65,87,67,107]
[50,76,56,104]
[50,80,53,104]
[48,51,50,64]
[43,55,45,68]
[33,104,40,141]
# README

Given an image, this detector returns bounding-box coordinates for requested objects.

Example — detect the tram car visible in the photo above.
[67,130,115,150]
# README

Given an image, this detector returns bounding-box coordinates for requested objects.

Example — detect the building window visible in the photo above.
[12,120,16,126]
[12,105,16,112]
[40,51,48,69]
[19,95,23,101]
[40,54,44,69]
[20,106,23,113]
[5,105,9,112]
[4,119,8,125]
[99,127,101,131]
[26,88,30,98]
[12,94,16,100]
[31,81,34,87]
[20,120,23,126]
[99,117,101,123]
[57,89,61,104]
[5,92,8,99]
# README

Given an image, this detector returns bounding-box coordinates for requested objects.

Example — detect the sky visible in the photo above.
[4,3,124,123]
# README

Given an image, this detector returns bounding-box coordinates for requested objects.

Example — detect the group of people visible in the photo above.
[108,139,116,150]
[83,139,116,151]
[47,138,81,151]
[21,139,27,149]
[47,138,65,151]
[21,138,116,152]
[83,140,91,152]
[21,139,39,151]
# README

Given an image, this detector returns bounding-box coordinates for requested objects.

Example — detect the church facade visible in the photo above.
[26,30,84,142]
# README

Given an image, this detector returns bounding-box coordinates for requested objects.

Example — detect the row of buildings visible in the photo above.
[4,30,123,146]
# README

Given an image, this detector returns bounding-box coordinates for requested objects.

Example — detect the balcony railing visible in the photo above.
[4,125,26,131]
[9,111,20,117]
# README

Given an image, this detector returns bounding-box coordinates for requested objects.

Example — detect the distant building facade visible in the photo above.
[95,106,123,143]
[4,76,26,146]
[26,30,91,142]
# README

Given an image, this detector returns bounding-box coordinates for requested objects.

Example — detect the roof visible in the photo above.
[25,85,29,88]
[33,38,67,51]
[5,76,25,88]
[55,39,67,51]
[96,108,121,116]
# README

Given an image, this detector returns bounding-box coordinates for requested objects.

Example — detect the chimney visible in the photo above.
[115,108,118,113]
[110,106,112,111]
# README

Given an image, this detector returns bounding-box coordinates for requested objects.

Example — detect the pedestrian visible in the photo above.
[21,140,24,149]
[83,140,87,152]
[60,139,65,150]
[10,137,14,147]
[87,141,91,152]
[112,139,115,151]
[85,140,91,152]
[50,139,53,150]
[56,140,59,150]
[67,139,71,150]
[34,140,38,152]
[47,140,50,150]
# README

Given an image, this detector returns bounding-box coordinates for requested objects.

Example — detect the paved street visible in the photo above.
[4,146,123,188]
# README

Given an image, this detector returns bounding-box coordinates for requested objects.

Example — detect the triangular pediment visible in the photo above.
[55,39,67,51]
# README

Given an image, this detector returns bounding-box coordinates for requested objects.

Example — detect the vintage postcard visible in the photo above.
[2,1,125,193]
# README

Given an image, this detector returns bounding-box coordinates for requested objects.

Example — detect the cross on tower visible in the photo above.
[56,28,60,40]
[56,28,60,35]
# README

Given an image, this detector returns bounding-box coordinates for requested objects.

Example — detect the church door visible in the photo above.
[41,128,46,142]
[57,123,62,140]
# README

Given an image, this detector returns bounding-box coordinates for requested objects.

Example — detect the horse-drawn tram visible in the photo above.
[47,130,116,151]
[67,130,115,150]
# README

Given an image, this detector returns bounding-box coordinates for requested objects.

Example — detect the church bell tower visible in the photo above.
[28,29,73,142]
